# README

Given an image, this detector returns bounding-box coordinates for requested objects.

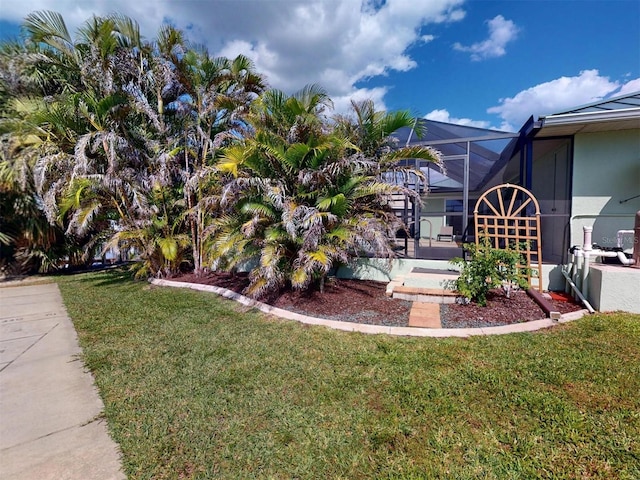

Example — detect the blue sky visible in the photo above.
[1,0,638,131]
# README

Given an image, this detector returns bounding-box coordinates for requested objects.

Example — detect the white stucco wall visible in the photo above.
[336,257,563,292]
[588,264,640,313]
[571,129,640,249]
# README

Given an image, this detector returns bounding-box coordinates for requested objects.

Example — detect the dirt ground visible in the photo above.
[173,272,584,328]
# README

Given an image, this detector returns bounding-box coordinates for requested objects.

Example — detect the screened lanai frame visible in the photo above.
[392,120,519,247]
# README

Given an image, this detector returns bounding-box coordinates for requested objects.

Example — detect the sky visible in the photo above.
[0,0,638,132]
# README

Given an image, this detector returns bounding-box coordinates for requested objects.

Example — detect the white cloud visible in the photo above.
[333,87,390,116]
[617,78,640,96]
[424,109,491,128]
[0,0,466,114]
[453,15,518,61]
[0,1,168,38]
[486,69,634,129]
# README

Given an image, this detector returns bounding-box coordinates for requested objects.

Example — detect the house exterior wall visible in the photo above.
[571,129,640,250]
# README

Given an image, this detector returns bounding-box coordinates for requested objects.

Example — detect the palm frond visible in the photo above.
[217,144,247,177]
[293,84,333,113]
[378,110,416,137]
[66,199,101,236]
[383,145,442,165]
[23,11,74,58]
[111,14,142,48]
[290,267,309,289]
[157,236,179,261]
[316,193,348,216]
[239,201,275,219]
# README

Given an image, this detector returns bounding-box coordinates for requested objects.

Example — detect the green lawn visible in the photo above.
[57,269,640,479]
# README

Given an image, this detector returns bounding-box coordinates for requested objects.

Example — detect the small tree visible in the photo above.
[448,236,530,306]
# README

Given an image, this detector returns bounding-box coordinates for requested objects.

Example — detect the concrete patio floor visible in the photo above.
[0,281,125,480]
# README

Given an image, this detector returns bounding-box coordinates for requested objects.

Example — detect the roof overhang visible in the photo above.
[535,107,640,138]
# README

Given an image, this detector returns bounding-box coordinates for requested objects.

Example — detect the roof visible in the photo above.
[551,91,640,114]
[535,91,640,137]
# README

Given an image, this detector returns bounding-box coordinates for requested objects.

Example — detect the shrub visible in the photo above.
[448,236,530,306]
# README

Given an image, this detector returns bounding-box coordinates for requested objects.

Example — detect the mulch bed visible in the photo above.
[441,289,582,328]
[172,272,584,328]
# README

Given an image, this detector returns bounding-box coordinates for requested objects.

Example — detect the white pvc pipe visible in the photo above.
[582,250,590,299]
[581,226,592,298]
[583,226,593,253]
[561,268,595,313]
[565,261,574,295]
[563,223,638,312]
[574,249,583,292]
[588,249,635,265]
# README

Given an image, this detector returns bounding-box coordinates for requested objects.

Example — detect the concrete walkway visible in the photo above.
[0,281,125,480]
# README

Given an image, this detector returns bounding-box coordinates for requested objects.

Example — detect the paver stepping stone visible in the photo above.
[408,302,442,328]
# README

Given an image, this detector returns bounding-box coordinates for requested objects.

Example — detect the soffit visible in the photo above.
[536,114,640,138]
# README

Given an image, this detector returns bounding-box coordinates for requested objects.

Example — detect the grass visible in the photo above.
[57,269,640,479]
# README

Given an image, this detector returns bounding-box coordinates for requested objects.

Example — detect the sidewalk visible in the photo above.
[0,281,125,480]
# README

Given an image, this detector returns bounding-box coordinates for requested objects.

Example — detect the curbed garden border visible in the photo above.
[150,278,589,337]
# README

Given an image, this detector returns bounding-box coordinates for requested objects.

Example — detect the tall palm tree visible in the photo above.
[9,11,179,273]
[166,48,265,275]
[3,11,266,278]
[27,13,152,240]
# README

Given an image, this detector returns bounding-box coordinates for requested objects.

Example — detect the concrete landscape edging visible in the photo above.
[150,278,590,337]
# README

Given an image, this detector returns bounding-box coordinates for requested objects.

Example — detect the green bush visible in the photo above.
[449,236,530,306]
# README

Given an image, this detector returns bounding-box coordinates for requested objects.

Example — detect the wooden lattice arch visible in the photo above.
[474,184,543,292]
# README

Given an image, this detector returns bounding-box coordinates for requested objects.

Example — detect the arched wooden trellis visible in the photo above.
[474,184,543,292]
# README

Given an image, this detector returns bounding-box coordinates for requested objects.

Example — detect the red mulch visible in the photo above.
[441,289,583,328]
[173,272,411,326]
[171,272,585,328]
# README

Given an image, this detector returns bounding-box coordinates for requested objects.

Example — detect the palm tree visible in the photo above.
[212,87,440,298]
[7,11,182,274]
[3,11,266,278]
[0,49,82,273]
[164,47,265,275]
[334,98,440,170]
[0,129,69,274]
[334,99,442,236]
[103,184,190,278]
[25,13,152,254]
